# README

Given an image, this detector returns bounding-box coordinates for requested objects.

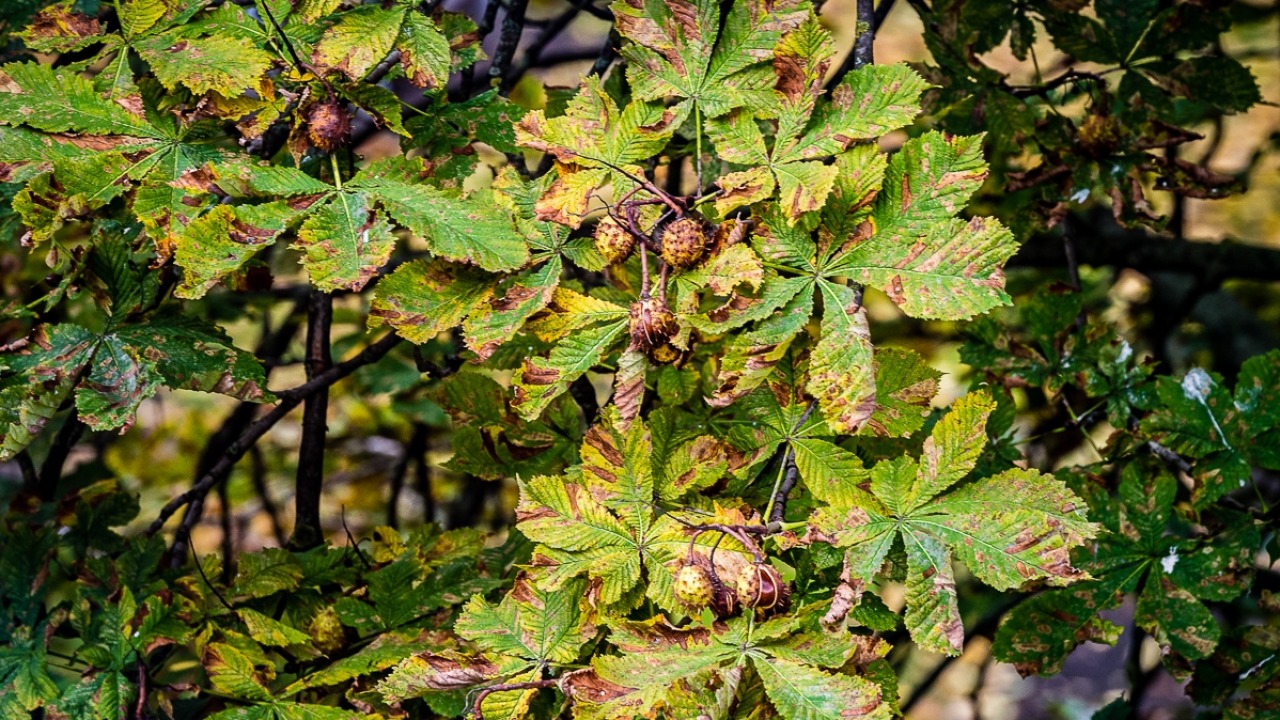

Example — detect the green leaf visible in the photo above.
[231,548,304,600]
[238,608,312,648]
[133,32,272,96]
[112,314,272,401]
[396,10,451,89]
[311,4,407,80]
[826,132,1015,320]
[809,390,1097,654]
[352,159,527,272]
[454,576,591,665]
[1169,55,1260,113]
[1137,575,1220,660]
[0,62,159,137]
[517,473,641,606]
[515,76,680,226]
[778,64,929,162]
[294,190,396,292]
[174,201,299,299]
[512,317,628,421]
[463,257,562,361]
[0,324,97,460]
[806,279,875,434]
[516,412,753,611]
[205,642,272,702]
[369,259,496,343]
[864,347,939,438]
[612,0,809,118]
[991,570,1132,677]
[751,656,889,720]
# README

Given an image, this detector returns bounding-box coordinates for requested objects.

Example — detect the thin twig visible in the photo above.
[188,537,235,613]
[255,0,307,73]
[146,333,403,538]
[340,507,372,569]
[218,478,235,584]
[249,445,287,546]
[766,400,818,524]
[1006,69,1105,98]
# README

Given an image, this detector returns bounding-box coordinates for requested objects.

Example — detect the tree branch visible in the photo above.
[828,0,878,87]
[168,302,304,560]
[490,0,529,89]
[290,289,334,550]
[35,413,84,501]
[146,333,403,538]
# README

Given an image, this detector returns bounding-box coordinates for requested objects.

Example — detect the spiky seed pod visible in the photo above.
[674,562,715,610]
[594,216,635,265]
[309,606,348,655]
[306,100,351,152]
[735,562,789,612]
[629,297,678,351]
[675,553,737,617]
[659,217,710,269]
[1077,114,1122,157]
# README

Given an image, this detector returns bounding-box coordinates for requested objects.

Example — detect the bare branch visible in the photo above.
[146,333,404,538]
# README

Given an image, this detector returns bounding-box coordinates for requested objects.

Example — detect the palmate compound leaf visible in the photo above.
[175,156,526,297]
[0,316,270,460]
[511,288,630,420]
[311,1,450,88]
[825,132,1017,320]
[516,409,755,612]
[993,463,1259,676]
[708,50,928,221]
[0,65,239,249]
[565,614,888,720]
[711,209,879,433]
[808,390,1097,655]
[378,577,592,717]
[515,76,680,227]
[1140,351,1280,508]
[610,0,810,119]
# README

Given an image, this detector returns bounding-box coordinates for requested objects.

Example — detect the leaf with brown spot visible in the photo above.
[863,347,940,438]
[809,391,1097,655]
[826,133,1016,320]
[174,202,301,299]
[369,259,497,344]
[612,0,809,118]
[463,257,562,361]
[515,77,679,229]
[806,279,875,434]
[293,190,396,292]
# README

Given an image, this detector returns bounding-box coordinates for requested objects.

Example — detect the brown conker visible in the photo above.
[629,296,678,351]
[659,217,710,269]
[594,216,636,265]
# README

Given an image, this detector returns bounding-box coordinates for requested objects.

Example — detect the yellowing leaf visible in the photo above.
[806,280,875,434]
[369,259,497,344]
[809,390,1097,655]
